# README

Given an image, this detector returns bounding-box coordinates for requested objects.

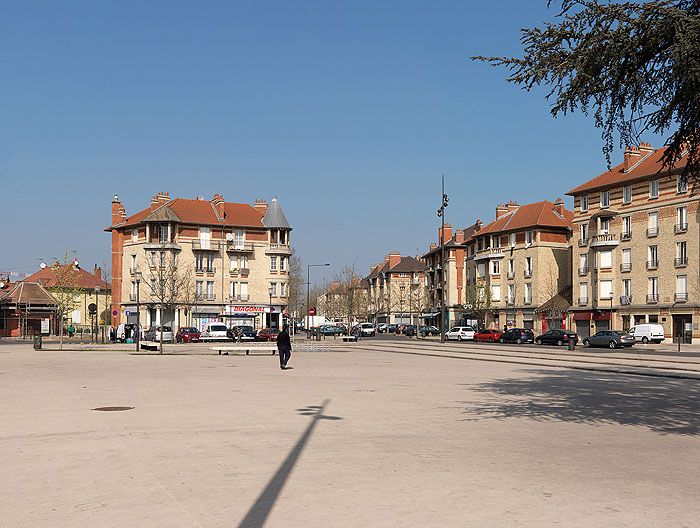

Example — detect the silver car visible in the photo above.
[582,330,635,349]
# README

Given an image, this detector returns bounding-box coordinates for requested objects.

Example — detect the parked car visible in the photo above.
[535,329,579,346]
[445,326,475,341]
[319,325,345,336]
[628,324,665,344]
[396,324,408,335]
[176,327,201,343]
[377,323,388,333]
[358,323,376,337]
[116,323,143,343]
[403,325,417,337]
[201,322,230,341]
[474,329,503,343]
[583,330,636,349]
[144,325,174,343]
[419,325,440,337]
[499,328,535,344]
[226,325,254,340]
[387,324,398,333]
[257,327,281,341]
[239,328,259,341]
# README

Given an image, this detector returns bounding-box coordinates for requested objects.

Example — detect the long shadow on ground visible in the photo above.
[460,369,700,436]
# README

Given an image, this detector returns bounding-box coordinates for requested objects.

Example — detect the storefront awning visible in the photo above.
[573,311,592,321]
[593,312,611,321]
[422,312,439,317]
[192,306,221,314]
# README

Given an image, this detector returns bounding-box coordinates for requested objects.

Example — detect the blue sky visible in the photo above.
[0,1,648,283]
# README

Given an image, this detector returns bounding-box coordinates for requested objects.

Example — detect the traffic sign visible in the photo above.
[309,307,316,316]
[88,303,97,315]
[125,310,131,316]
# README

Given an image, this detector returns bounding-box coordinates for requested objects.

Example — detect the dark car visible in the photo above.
[583,330,636,349]
[403,325,417,337]
[176,327,201,343]
[239,328,259,341]
[387,324,398,333]
[319,325,345,336]
[535,329,579,346]
[257,327,280,341]
[227,325,254,340]
[419,325,440,337]
[499,328,535,344]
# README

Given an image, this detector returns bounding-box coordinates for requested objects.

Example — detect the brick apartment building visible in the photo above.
[107,192,292,332]
[567,143,699,343]
[366,253,427,326]
[466,200,573,332]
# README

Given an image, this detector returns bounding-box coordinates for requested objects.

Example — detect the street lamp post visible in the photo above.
[95,286,101,343]
[269,286,274,329]
[437,174,449,343]
[135,272,142,352]
[307,263,330,330]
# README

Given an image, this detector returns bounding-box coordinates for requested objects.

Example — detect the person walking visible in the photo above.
[276,325,292,369]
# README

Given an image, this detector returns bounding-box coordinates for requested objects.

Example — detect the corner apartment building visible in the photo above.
[366,253,427,325]
[567,143,699,343]
[107,192,292,332]
[466,200,573,331]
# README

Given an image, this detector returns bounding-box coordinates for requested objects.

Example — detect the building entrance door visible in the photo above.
[575,321,590,338]
[672,314,692,344]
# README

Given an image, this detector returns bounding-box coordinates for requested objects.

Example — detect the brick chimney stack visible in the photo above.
[93,264,102,281]
[430,243,437,251]
[495,203,509,219]
[111,195,124,226]
[439,224,453,244]
[254,199,269,215]
[623,145,643,172]
[211,193,225,220]
[553,197,565,217]
[454,230,465,244]
[388,252,402,269]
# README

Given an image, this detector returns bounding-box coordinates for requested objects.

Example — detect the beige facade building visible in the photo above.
[567,143,700,343]
[366,253,427,325]
[108,192,292,332]
[465,200,573,332]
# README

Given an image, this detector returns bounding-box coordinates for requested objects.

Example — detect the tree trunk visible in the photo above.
[59,313,64,350]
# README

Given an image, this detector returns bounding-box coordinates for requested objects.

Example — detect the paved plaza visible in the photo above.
[1,342,699,527]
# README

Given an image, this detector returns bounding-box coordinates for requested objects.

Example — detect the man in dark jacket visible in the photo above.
[276,325,292,369]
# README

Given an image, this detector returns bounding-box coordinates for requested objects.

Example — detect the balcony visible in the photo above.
[620,263,632,273]
[578,266,589,276]
[229,294,249,302]
[195,267,216,275]
[226,241,255,253]
[590,234,619,248]
[646,260,659,270]
[266,243,292,255]
[674,223,688,234]
[474,248,505,261]
[675,292,688,302]
[646,227,659,237]
[205,294,216,301]
[621,231,632,241]
[620,295,632,305]
[578,297,588,306]
[578,238,589,247]
[674,257,688,267]
[191,241,219,251]
[646,294,659,303]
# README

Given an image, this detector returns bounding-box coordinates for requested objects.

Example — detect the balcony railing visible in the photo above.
[675,292,688,302]
[647,227,659,237]
[229,294,249,302]
[266,243,292,254]
[226,241,255,252]
[620,263,632,272]
[620,295,632,305]
[578,266,589,276]
[621,231,632,241]
[524,269,533,278]
[205,294,216,301]
[646,294,659,303]
[646,260,659,270]
[578,297,588,306]
[590,234,619,247]
[196,267,216,274]
[674,223,688,234]
[674,257,688,267]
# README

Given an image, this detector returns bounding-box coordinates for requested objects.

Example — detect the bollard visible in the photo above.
[33,334,42,350]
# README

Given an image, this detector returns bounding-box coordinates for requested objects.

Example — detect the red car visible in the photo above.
[257,327,280,342]
[474,329,503,343]
[176,327,201,343]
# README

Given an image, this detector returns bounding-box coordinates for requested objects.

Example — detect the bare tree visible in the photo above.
[286,247,304,327]
[49,252,81,350]
[465,281,493,331]
[538,263,570,330]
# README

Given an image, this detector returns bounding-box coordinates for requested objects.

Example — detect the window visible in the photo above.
[270,256,278,271]
[509,233,516,247]
[477,262,486,278]
[600,218,610,235]
[649,179,659,198]
[280,283,287,297]
[580,195,589,212]
[579,282,589,303]
[229,281,236,298]
[508,259,515,275]
[158,224,169,243]
[580,224,588,241]
[677,275,687,295]
[205,254,214,272]
[491,285,501,302]
[150,278,157,293]
[648,277,659,295]
[621,248,632,271]
[239,255,248,270]
[525,230,534,245]
[199,227,211,250]
[600,190,610,208]
[131,228,138,242]
[206,281,214,300]
[677,174,688,193]
[677,206,688,230]
[525,256,532,276]
[648,245,658,268]
[130,281,137,296]
[240,282,249,300]
[507,284,515,304]
[622,279,632,298]
[677,241,687,260]
[524,283,532,304]
[149,251,157,267]
[230,255,238,271]
[648,212,658,236]
[233,229,245,247]
[579,254,588,273]
[622,216,631,237]
[599,280,613,299]
[599,250,612,269]
[270,282,277,296]
[195,253,204,272]
[281,257,288,272]
[491,260,500,275]
[491,236,500,249]
[159,251,166,268]
[131,254,137,272]
[623,185,632,204]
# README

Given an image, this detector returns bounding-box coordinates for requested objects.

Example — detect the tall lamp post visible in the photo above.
[95,286,101,343]
[307,263,330,329]
[437,174,449,343]
[135,271,142,352]
[268,286,274,329]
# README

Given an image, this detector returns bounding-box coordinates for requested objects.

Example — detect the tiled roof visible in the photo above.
[24,265,110,290]
[390,256,426,273]
[0,282,57,305]
[262,198,291,229]
[567,146,684,195]
[476,201,572,236]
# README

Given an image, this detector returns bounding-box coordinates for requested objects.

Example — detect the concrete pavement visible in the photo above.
[1,342,698,527]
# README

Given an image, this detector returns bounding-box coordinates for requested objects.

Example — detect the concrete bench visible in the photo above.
[140,341,159,351]
[341,336,358,342]
[210,345,279,356]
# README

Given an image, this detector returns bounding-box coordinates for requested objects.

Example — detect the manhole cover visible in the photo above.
[92,406,134,412]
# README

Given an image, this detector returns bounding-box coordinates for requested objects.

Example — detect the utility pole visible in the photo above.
[437,174,449,343]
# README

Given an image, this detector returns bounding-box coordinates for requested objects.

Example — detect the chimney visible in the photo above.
[553,197,564,217]
[388,252,402,269]
[454,230,465,244]
[639,141,654,153]
[438,224,453,244]
[211,193,225,220]
[94,264,102,281]
[430,243,437,251]
[507,200,519,212]
[495,203,509,219]
[254,199,269,215]
[111,195,124,226]
[623,145,643,172]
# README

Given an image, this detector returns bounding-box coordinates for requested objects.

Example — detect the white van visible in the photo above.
[628,324,665,344]
[201,322,230,341]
